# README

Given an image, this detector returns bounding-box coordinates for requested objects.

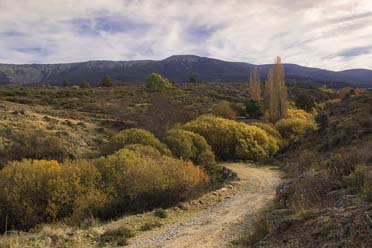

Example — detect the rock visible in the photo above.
[276,180,294,208]
[12,109,28,116]
[268,209,300,234]
[321,242,344,248]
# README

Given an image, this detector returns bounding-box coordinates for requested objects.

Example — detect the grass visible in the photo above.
[153,208,168,219]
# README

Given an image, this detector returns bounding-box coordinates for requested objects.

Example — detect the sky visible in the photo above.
[0,0,371,70]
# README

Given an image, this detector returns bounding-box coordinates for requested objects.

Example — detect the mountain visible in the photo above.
[0,55,371,87]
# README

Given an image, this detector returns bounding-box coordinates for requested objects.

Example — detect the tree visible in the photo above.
[295,94,315,112]
[145,73,171,92]
[264,57,288,122]
[189,76,197,83]
[101,74,113,87]
[248,68,262,103]
[62,79,69,87]
[80,80,90,89]
[245,99,263,119]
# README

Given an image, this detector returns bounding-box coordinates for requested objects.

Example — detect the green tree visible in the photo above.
[295,94,315,112]
[80,80,90,89]
[145,73,171,92]
[101,74,113,87]
[245,100,263,119]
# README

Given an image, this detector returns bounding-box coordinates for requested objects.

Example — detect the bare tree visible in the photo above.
[248,68,262,103]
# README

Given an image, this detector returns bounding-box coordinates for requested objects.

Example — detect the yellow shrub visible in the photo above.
[211,101,236,120]
[0,159,102,231]
[164,129,215,168]
[95,146,208,217]
[183,115,279,160]
[275,109,316,142]
[102,128,170,156]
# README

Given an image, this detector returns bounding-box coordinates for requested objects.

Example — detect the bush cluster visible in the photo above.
[101,128,170,156]
[275,108,316,142]
[164,128,215,168]
[211,100,237,120]
[0,145,208,231]
[96,145,208,218]
[183,115,279,160]
[0,127,69,167]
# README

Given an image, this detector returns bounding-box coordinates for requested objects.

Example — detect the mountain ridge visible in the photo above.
[0,55,371,87]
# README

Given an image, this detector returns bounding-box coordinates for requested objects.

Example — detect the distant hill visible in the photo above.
[0,55,371,87]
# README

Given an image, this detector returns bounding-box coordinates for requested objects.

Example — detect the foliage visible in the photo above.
[95,146,208,217]
[102,128,170,156]
[62,79,69,87]
[349,165,372,201]
[211,100,236,120]
[153,208,167,219]
[0,159,102,232]
[99,227,134,246]
[0,127,69,167]
[79,80,90,89]
[183,115,279,160]
[248,68,262,102]
[295,94,315,112]
[245,99,263,119]
[101,74,113,87]
[275,108,316,142]
[164,129,215,168]
[145,73,171,92]
[230,102,246,116]
[264,57,288,122]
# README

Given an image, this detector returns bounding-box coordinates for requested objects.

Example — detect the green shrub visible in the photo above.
[0,159,102,231]
[99,227,134,246]
[153,208,167,219]
[183,115,279,160]
[95,146,208,217]
[102,128,170,156]
[211,100,236,120]
[164,129,215,168]
[145,73,171,92]
[245,99,263,119]
[350,165,372,201]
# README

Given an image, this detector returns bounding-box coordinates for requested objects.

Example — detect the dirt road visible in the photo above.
[127,163,282,248]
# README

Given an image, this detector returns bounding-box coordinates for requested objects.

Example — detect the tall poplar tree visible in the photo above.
[264,57,288,122]
[248,68,262,103]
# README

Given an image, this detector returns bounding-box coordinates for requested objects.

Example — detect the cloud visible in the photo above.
[0,0,371,70]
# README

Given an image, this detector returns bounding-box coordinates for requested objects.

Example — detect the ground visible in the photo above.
[126,163,281,248]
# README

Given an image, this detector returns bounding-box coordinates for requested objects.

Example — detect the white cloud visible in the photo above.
[0,0,371,70]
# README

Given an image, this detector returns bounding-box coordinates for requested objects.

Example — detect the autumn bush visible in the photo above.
[275,108,316,142]
[0,159,103,232]
[95,145,209,218]
[0,127,69,167]
[183,115,279,160]
[164,128,215,168]
[211,100,237,120]
[101,128,170,155]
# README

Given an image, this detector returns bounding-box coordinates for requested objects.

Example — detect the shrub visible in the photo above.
[102,128,170,156]
[183,115,279,160]
[101,74,113,87]
[295,94,315,112]
[164,129,215,168]
[275,109,316,142]
[245,99,263,119]
[211,100,236,120]
[0,127,69,166]
[145,73,171,92]
[0,159,102,231]
[230,102,246,116]
[140,221,162,231]
[99,227,134,246]
[153,208,167,219]
[350,165,372,201]
[95,146,208,217]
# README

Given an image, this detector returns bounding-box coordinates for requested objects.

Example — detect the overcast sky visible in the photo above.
[0,0,371,70]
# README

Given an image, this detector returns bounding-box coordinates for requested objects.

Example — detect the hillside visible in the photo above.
[1,55,372,87]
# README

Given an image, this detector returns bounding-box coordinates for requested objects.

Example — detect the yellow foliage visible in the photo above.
[183,115,279,160]
[275,108,316,142]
